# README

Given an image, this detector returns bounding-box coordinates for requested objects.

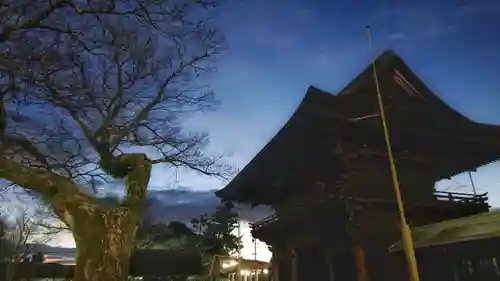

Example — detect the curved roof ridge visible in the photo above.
[337,50,399,96]
[215,86,337,202]
[335,50,487,127]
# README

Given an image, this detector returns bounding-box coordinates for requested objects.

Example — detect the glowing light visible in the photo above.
[263,269,269,275]
[221,260,238,268]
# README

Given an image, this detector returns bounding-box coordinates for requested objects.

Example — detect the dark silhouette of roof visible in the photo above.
[216,50,500,204]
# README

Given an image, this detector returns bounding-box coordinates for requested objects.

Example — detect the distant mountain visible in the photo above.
[145,189,273,223]
[24,243,76,258]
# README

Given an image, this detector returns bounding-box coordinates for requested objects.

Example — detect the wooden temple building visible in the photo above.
[216,51,500,281]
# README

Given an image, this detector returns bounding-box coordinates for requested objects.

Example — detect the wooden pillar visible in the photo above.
[272,245,291,281]
[273,259,280,281]
[213,255,221,279]
[291,248,298,281]
[236,257,242,281]
[327,253,335,281]
[269,249,279,281]
[355,245,370,281]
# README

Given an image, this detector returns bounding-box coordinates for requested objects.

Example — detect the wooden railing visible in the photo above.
[249,214,279,230]
[250,191,488,231]
[434,191,488,204]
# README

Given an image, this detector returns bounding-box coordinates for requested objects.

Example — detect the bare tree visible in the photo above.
[0,206,58,281]
[0,1,229,281]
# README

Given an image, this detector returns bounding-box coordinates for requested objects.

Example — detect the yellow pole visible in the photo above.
[365,26,421,281]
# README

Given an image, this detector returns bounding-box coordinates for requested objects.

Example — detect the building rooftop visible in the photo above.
[216,51,500,205]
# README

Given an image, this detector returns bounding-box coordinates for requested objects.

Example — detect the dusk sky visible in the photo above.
[4,0,500,261]
[146,0,500,259]
[163,0,500,199]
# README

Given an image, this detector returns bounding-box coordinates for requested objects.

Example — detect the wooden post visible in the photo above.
[236,257,242,281]
[327,253,335,281]
[273,258,279,281]
[291,249,298,281]
[355,245,370,281]
[448,193,454,201]
[269,249,279,281]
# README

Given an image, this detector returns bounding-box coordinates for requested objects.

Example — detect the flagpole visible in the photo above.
[365,26,421,281]
[468,172,477,196]
[237,204,242,259]
[236,205,242,281]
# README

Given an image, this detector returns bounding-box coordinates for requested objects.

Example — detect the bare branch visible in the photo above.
[0,156,75,197]
[0,156,99,231]
[151,153,233,180]
[0,1,229,276]
[0,205,60,265]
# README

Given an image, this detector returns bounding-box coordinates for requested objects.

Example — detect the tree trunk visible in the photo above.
[72,208,139,281]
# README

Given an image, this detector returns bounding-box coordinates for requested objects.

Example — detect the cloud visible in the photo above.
[369,4,454,41]
[369,1,500,45]
[388,32,406,40]
[142,189,273,224]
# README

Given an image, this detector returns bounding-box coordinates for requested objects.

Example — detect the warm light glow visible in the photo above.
[240,270,250,276]
[221,260,238,268]
[263,269,269,275]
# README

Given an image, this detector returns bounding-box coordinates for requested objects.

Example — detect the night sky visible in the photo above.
[5,0,500,259]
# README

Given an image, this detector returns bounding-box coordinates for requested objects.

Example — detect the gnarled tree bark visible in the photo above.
[0,154,152,281]
[69,155,152,281]
[72,208,138,281]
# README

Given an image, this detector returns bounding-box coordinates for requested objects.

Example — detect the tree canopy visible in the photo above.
[135,221,197,250]
[0,0,230,195]
[136,202,241,256]
[191,201,241,256]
